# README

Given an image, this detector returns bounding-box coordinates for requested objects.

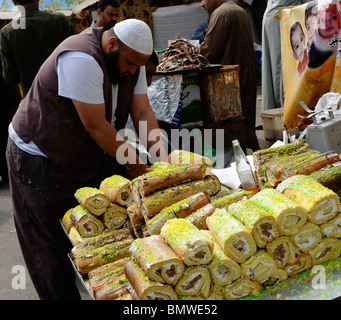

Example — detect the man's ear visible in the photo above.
[108,36,120,51]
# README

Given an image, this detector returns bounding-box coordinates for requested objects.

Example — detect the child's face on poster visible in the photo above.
[319,11,339,39]
[292,25,306,62]
[306,15,317,45]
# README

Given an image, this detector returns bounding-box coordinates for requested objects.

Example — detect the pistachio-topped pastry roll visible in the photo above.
[291,222,322,253]
[266,236,298,268]
[228,200,280,248]
[260,268,287,287]
[100,175,132,206]
[124,259,178,300]
[223,278,263,300]
[160,218,214,266]
[284,252,312,276]
[175,266,213,298]
[211,189,254,209]
[309,237,341,266]
[203,175,221,195]
[277,175,340,225]
[185,204,216,230]
[249,188,308,235]
[129,235,185,285]
[102,203,127,229]
[62,208,73,233]
[200,230,241,286]
[74,187,110,216]
[319,213,341,238]
[206,209,257,263]
[241,250,277,283]
[68,225,83,245]
[94,274,129,300]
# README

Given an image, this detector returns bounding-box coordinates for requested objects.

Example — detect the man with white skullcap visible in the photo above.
[6,19,167,300]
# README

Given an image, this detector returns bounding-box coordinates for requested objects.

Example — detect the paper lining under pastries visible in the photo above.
[319,213,341,238]
[223,278,263,300]
[100,175,132,206]
[309,237,341,266]
[227,200,280,248]
[124,259,178,300]
[206,208,257,263]
[291,222,322,253]
[249,188,307,236]
[174,266,213,298]
[276,175,340,225]
[266,236,298,268]
[129,235,185,285]
[200,230,241,286]
[74,187,110,216]
[160,218,214,266]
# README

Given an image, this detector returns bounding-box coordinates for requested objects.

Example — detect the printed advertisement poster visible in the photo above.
[278,0,341,130]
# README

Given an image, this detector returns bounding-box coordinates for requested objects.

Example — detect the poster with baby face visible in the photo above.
[278,0,341,130]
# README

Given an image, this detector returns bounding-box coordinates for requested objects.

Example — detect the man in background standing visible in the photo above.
[200,0,259,151]
[0,0,77,97]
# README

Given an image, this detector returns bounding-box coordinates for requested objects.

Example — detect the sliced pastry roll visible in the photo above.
[70,205,104,238]
[103,203,127,229]
[146,208,177,235]
[203,175,221,196]
[223,278,263,300]
[124,259,178,300]
[206,208,257,263]
[291,222,322,253]
[319,213,341,238]
[129,235,185,285]
[284,252,312,276]
[185,204,216,230]
[74,187,110,216]
[309,237,341,265]
[260,267,287,287]
[62,208,73,233]
[127,204,145,238]
[200,230,241,286]
[249,188,307,235]
[211,189,254,209]
[160,218,214,266]
[277,175,340,225]
[241,250,277,283]
[68,225,83,246]
[228,200,280,248]
[174,266,213,299]
[94,274,129,300]
[206,284,225,300]
[100,175,132,206]
[266,236,298,268]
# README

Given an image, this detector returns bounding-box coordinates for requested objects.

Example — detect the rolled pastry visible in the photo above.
[291,222,322,253]
[203,175,221,196]
[309,237,341,266]
[211,189,254,209]
[185,204,216,230]
[249,188,307,236]
[160,218,214,266]
[260,268,287,287]
[284,252,312,276]
[124,259,178,300]
[241,250,277,283]
[146,209,177,236]
[168,150,213,176]
[227,200,280,248]
[206,208,257,263]
[100,175,132,206]
[127,204,145,238]
[206,285,225,300]
[223,278,263,300]
[102,203,127,229]
[74,187,110,216]
[319,213,341,238]
[210,184,233,201]
[276,175,340,225]
[88,257,130,279]
[129,235,185,285]
[310,162,341,192]
[62,208,73,233]
[68,225,83,246]
[70,205,104,238]
[94,274,129,300]
[200,230,241,286]
[266,236,298,268]
[175,266,213,298]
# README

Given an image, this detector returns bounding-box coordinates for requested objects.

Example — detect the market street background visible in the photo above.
[0,87,269,300]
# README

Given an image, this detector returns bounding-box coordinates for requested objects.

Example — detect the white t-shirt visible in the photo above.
[10,51,147,156]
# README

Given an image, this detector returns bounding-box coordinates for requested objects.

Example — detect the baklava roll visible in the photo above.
[204,175,221,196]
[249,188,307,235]
[291,222,322,253]
[160,218,214,266]
[146,209,177,235]
[241,250,277,283]
[124,259,178,300]
[200,230,241,286]
[70,205,104,238]
[266,236,298,268]
[211,189,254,209]
[127,204,145,238]
[260,268,287,287]
[206,209,257,263]
[284,252,312,276]
[68,225,83,246]
[185,204,216,230]
[74,187,110,216]
[319,213,341,238]
[102,203,127,229]
[100,175,132,206]
[228,200,280,248]
[94,274,129,300]
[129,235,185,285]
[309,237,341,265]
[223,278,263,300]
[62,208,73,233]
[277,175,340,225]
[174,266,213,299]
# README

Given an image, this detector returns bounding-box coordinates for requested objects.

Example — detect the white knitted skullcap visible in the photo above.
[113,19,153,55]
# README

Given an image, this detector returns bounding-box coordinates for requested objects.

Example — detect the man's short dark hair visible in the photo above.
[98,0,120,11]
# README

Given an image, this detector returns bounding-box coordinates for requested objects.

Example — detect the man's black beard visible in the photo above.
[104,50,120,84]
